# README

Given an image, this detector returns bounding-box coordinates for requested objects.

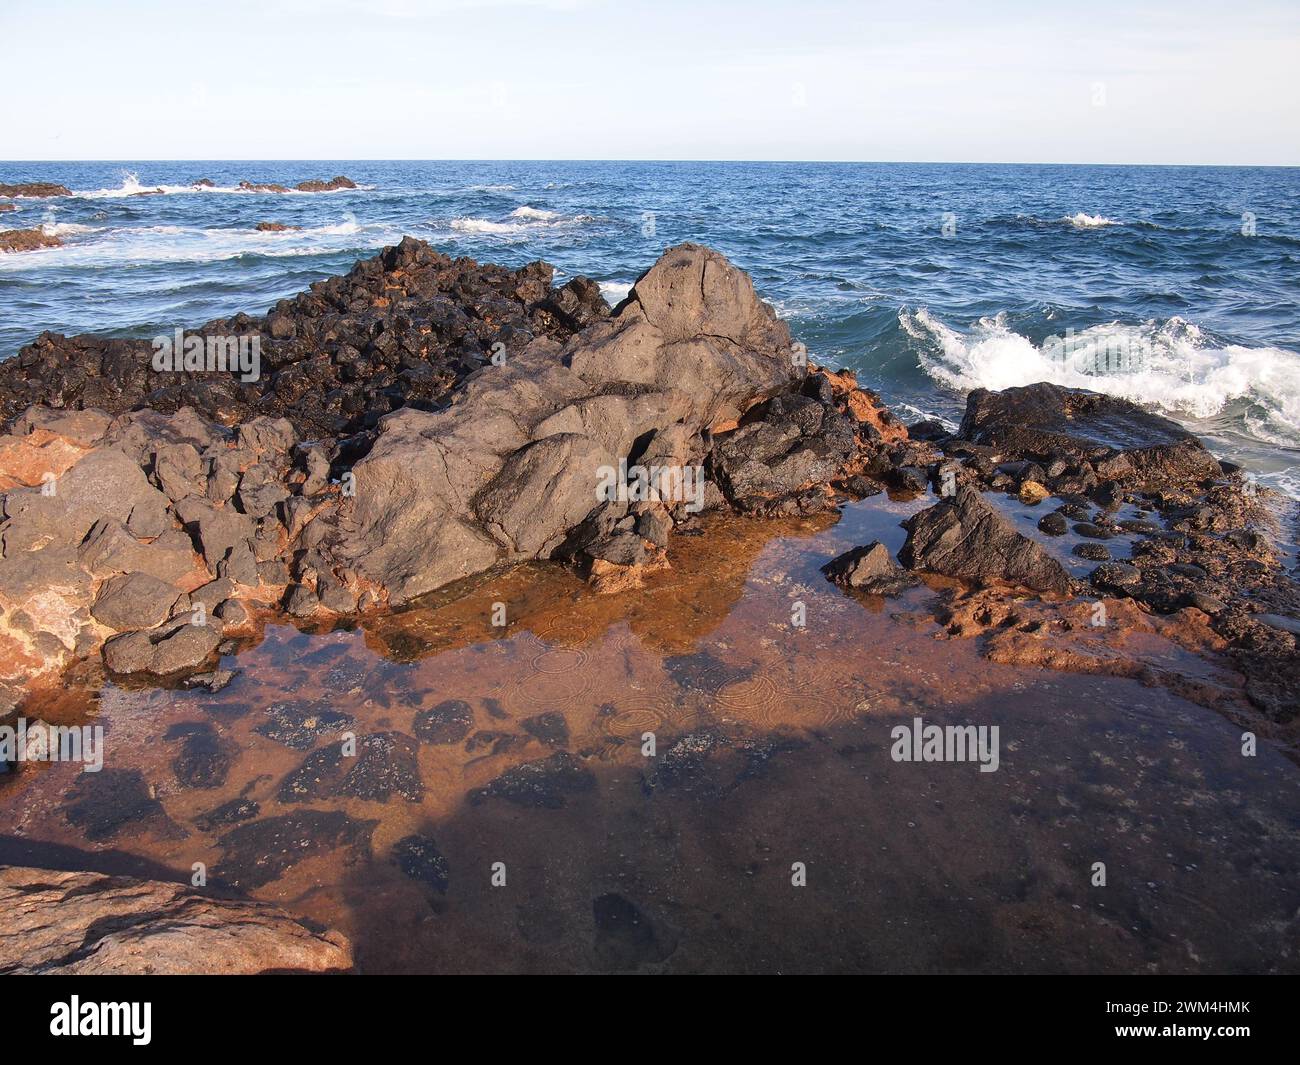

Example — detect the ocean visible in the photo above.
[2,160,1298,496]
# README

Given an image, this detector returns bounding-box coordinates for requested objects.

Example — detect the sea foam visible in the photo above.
[902,308,1300,448]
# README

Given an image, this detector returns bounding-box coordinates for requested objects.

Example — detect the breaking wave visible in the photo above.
[901,308,1300,448]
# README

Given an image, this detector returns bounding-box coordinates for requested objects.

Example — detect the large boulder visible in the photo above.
[0,866,352,974]
[900,486,1072,593]
[331,243,804,603]
[958,383,1222,491]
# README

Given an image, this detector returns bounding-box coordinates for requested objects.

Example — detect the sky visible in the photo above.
[2,0,1297,164]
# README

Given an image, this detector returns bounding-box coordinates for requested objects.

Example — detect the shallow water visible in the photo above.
[3,501,1296,973]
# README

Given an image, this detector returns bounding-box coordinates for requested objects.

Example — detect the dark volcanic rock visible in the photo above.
[278,732,422,804]
[65,769,180,842]
[900,486,1072,593]
[522,710,570,748]
[958,383,1222,492]
[254,700,353,749]
[469,752,596,808]
[0,236,608,437]
[167,721,235,789]
[593,892,674,970]
[215,810,375,889]
[102,617,223,676]
[391,834,449,893]
[821,540,919,595]
[413,698,474,744]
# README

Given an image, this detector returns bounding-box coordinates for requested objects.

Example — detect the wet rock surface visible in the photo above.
[0,228,62,253]
[0,866,352,974]
[900,486,1072,594]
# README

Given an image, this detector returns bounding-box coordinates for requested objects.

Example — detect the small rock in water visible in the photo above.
[413,698,474,745]
[391,834,449,893]
[469,752,595,809]
[1038,511,1069,536]
[821,541,919,596]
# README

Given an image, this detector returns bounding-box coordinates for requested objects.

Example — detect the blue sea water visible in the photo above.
[2,160,1298,495]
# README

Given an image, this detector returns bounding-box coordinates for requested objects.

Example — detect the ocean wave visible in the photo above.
[901,307,1300,448]
[510,206,560,221]
[465,184,516,192]
[38,222,98,237]
[1064,212,1120,228]
[447,210,596,238]
[0,217,398,269]
[73,172,374,199]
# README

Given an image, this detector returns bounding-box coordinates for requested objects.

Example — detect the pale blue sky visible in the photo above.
[3,0,1297,163]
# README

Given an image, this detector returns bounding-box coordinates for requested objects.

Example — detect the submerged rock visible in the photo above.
[469,751,596,808]
[215,810,376,889]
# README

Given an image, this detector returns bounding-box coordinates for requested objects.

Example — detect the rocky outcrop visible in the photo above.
[0,240,902,697]
[957,383,1223,493]
[0,182,70,198]
[254,221,301,232]
[0,236,606,436]
[900,486,1072,593]
[0,865,352,974]
[328,243,810,602]
[0,228,61,253]
[294,175,357,192]
[236,175,357,194]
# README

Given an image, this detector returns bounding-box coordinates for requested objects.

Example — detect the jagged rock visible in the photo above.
[0,866,351,974]
[900,486,1072,593]
[334,243,801,602]
[822,541,919,595]
[2,447,169,552]
[294,175,357,192]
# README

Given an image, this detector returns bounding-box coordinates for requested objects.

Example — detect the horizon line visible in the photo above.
[3,158,1299,169]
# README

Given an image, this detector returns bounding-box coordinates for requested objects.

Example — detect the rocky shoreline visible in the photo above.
[0,239,1296,971]
[0,239,1295,728]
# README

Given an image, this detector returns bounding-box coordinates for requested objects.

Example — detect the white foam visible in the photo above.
[510,206,560,221]
[902,308,1300,449]
[0,216,398,269]
[447,211,594,238]
[598,281,632,304]
[38,222,97,237]
[1064,212,1119,228]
